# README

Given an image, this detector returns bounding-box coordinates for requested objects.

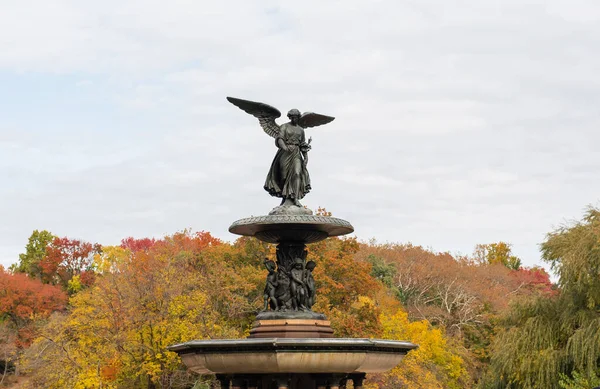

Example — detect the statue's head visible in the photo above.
[287,109,301,124]
[306,261,316,271]
[293,257,304,269]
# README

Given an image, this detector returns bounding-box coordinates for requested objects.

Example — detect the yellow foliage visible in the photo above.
[375,309,469,389]
[67,274,83,294]
[92,245,130,273]
[21,234,248,388]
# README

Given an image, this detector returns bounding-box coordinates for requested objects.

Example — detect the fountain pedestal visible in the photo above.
[230,213,353,343]
[249,319,334,339]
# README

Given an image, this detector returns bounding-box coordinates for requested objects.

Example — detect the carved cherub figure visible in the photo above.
[263,259,279,311]
[289,258,307,310]
[304,261,317,309]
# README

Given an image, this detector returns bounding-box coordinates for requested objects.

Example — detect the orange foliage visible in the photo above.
[0,268,67,347]
[355,243,544,331]
[307,237,384,337]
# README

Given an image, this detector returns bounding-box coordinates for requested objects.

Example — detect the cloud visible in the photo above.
[1,0,600,273]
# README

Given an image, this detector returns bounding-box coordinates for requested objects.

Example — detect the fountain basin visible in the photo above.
[168,338,417,375]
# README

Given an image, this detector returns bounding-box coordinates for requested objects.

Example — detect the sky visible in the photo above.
[1,0,599,272]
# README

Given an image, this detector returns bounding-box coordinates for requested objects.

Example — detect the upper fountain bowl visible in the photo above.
[229,215,354,244]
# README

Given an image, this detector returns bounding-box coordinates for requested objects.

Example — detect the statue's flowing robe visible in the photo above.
[264,123,311,200]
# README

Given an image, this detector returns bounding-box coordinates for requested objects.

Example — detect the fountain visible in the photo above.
[168,97,417,389]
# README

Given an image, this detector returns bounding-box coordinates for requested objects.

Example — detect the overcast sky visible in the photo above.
[1,0,599,272]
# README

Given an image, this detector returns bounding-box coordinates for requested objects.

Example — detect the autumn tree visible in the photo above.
[21,231,252,389]
[10,232,102,292]
[376,308,469,389]
[473,242,522,270]
[357,244,506,333]
[509,266,554,296]
[307,237,384,337]
[120,237,157,252]
[0,267,67,347]
[0,265,67,386]
[355,242,552,384]
[0,321,17,386]
[40,237,102,291]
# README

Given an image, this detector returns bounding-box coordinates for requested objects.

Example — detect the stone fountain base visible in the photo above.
[168,338,417,388]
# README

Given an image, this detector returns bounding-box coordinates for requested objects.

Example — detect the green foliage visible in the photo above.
[483,207,600,389]
[367,254,397,288]
[559,370,600,389]
[10,230,55,279]
[541,207,600,308]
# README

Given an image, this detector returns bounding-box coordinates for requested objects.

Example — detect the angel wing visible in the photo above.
[227,97,281,138]
[298,112,335,128]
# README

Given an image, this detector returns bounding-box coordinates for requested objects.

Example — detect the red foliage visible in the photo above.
[510,267,555,296]
[120,233,220,256]
[120,237,157,252]
[79,270,97,287]
[40,237,101,287]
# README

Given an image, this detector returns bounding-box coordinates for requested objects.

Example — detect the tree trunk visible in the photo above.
[148,374,157,389]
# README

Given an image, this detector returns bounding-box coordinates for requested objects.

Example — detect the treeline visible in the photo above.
[1,207,599,388]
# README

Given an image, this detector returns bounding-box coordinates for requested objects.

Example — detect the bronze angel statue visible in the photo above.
[227,97,334,210]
